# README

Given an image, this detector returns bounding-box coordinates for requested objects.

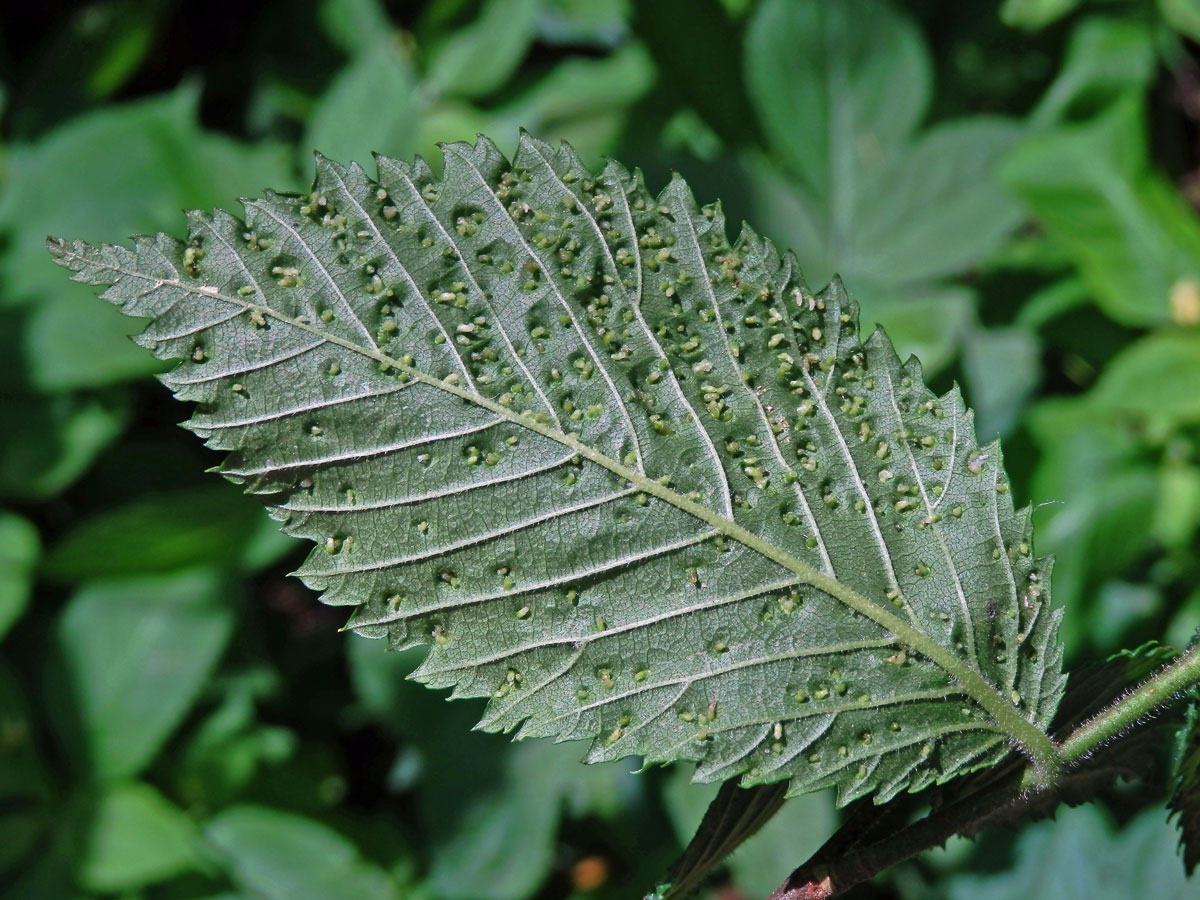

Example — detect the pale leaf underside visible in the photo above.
[50,135,1064,805]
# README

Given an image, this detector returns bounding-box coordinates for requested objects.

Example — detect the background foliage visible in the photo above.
[2,1,1199,897]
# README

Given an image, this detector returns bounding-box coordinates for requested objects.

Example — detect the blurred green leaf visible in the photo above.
[490,43,654,164]
[0,85,293,391]
[943,804,1194,899]
[1160,0,1200,42]
[430,737,634,900]
[43,484,292,583]
[416,98,497,163]
[537,0,630,47]
[305,37,419,169]
[662,765,834,899]
[0,389,128,503]
[1156,460,1200,549]
[0,513,39,641]
[1042,463,1159,650]
[206,805,399,900]
[16,293,169,392]
[425,0,539,99]
[348,637,635,900]
[853,120,1025,284]
[84,10,155,99]
[177,669,296,810]
[1088,331,1200,440]
[1015,278,1091,330]
[1168,586,1200,650]
[319,0,395,57]
[1029,398,1158,646]
[744,1,1022,372]
[78,781,202,893]
[1005,96,1200,327]
[1031,18,1155,126]
[53,569,236,779]
[962,326,1041,439]
[6,0,166,133]
[1000,0,1081,29]
[1093,581,1162,649]
[745,155,979,371]
[633,0,759,149]
[863,285,977,375]
[746,0,929,204]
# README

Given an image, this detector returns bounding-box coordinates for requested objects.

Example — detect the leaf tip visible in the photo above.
[45,234,69,259]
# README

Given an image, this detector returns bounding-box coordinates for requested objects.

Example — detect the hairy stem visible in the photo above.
[1059,640,1200,762]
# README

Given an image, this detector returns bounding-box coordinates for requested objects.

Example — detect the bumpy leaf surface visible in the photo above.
[50,135,1065,804]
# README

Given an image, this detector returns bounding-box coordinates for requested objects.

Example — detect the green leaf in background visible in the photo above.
[962,326,1041,440]
[304,36,419,171]
[852,119,1025,285]
[0,513,39,640]
[633,0,760,150]
[42,484,293,583]
[744,0,1024,371]
[318,0,395,58]
[5,0,167,133]
[206,805,400,900]
[746,0,929,209]
[943,805,1195,900]
[662,766,834,899]
[78,781,203,893]
[537,0,631,47]
[1160,0,1200,43]
[429,738,632,900]
[414,41,654,174]
[0,389,129,501]
[348,636,636,900]
[1156,458,1200,551]
[1092,581,1163,650]
[1088,331,1200,441]
[53,134,1065,803]
[1005,95,1200,327]
[0,85,293,391]
[51,569,236,779]
[489,43,654,165]
[1013,278,1091,330]
[1029,18,1155,126]
[1000,0,1081,30]
[425,0,540,99]
[175,668,296,811]
[1027,398,1158,649]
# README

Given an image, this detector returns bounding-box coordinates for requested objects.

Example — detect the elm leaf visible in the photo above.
[50,134,1063,803]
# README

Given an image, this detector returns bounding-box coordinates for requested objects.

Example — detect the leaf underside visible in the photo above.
[50,134,1064,805]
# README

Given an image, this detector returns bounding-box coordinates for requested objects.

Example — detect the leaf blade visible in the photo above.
[50,134,1063,802]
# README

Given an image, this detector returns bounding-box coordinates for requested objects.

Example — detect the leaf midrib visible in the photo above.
[60,243,1060,774]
